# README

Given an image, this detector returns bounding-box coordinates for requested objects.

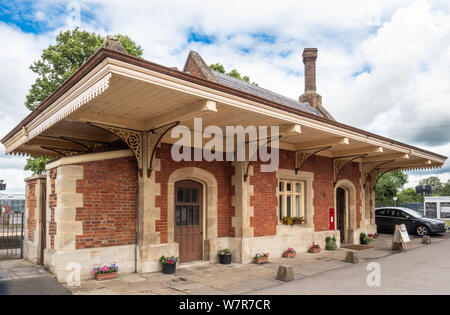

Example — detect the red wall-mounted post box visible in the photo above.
[329,208,335,230]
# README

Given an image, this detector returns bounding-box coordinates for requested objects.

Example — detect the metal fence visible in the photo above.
[0,212,24,259]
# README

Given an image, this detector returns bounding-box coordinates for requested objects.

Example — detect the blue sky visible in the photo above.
[0,0,449,193]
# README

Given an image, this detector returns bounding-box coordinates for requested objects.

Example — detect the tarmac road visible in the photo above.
[249,234,450,295]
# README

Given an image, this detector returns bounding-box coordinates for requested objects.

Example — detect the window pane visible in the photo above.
[296,196,300,217]
[287,196,291,217]
[184,189,191,202]
[182,206,187,225]
[279,195,283,219]
[279,182,283,192]
[287,183,291,191]
[188,206,193,225]
[176,206,181,226]
[191,189,198,203]
[194,206,199,225]
[177,189,183,202]
[295,183,300,193]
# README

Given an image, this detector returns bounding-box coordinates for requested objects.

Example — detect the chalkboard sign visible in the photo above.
[391,224,412,251]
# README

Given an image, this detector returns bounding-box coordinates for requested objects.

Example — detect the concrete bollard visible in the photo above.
[422,235,432,245]
[344,251,359,264]
[276,265,294,282]
[392,242,405,252]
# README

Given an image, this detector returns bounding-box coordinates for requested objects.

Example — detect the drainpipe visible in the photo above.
[135,172,140,273]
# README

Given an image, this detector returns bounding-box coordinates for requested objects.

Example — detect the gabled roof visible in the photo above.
[212,70,322,117]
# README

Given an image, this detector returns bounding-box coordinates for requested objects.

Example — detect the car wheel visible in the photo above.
[416,225,429,236]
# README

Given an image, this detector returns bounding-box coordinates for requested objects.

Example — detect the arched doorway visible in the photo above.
[336,187,347,242]
[174,180,203,262]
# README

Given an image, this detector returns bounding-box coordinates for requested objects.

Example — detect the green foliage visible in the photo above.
[325,236,337,251]
[375,171,408,207]
[360,232,371,245]
[397,187,423,204]
[209,63,258,86]
[25,28,143,111]
[24,157,51,175]
[23,29,143,173]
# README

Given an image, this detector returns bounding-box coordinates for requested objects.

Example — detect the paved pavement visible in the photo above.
[67,233,447,295]
[0,259,71,295]
[0,233,446,295]
[250,234,450,295]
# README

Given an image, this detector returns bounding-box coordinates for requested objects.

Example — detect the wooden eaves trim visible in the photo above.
[1,47,447,162]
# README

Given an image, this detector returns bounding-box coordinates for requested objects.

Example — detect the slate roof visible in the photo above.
[212,70,323,117]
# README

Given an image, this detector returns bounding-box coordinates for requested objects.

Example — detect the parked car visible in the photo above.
[375,207,448,236]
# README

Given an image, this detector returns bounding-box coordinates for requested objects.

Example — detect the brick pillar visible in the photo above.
[23,175,47,264]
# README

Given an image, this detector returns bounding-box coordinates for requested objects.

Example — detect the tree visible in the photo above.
[375,171,408,206]
[209,63,258,86]
[418,176,443,195]
[396,187,423,204]
[24,28,143,175]
[439,180,450,196]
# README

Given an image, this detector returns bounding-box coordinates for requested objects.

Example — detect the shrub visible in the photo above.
[325,236,337,251]
[360,232,371,245]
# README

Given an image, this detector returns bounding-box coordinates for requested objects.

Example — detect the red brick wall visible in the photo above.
[249,161,278,236]
[155,143,235,243]
[48,169,57,249]
[26,179,37,242]
[279,149,362,232]
[75,157,137,249]
[184,56,207,79]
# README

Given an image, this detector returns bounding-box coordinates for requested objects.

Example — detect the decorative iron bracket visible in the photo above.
[333,154,367,185]
[147,121,180,178]
[362,160,395,188]
[368,167,401,189]
[243,135,281,182]
[89,122,145,176]
[295,146,332,174]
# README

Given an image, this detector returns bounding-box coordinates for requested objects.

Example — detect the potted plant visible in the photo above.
[282,248,296,258]
[360,232,371,245]
[281,216,293,226]
[325,236,337,251]
[160,256,178,274]
[253,253,269,264]
[368,233,379,239]
[92,264,119,281]
[308,242,321,253]
[218,248,232,264]
[293,216,304,225]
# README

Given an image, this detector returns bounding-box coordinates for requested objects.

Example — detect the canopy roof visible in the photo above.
[1,43,446,179]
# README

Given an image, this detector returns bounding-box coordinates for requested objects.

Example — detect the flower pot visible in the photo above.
[95,272,118,281]
[253,256,269,264]
[282,251,296,258]
[308,247,321,253]
[219,254,232,264]
[162,263,176,274]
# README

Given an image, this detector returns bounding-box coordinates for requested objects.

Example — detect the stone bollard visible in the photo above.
[276,265,294,282]
[422,235,432,245]
[344,251,359,264]
[392,242,405,251]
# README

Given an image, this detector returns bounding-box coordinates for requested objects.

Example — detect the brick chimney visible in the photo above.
[299,48,322,111]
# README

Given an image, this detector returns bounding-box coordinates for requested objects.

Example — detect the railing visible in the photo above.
[0,212,24,259]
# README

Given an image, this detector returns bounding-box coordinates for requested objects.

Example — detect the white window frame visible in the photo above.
[278,180,305,219]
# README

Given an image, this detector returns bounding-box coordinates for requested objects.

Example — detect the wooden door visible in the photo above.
[337,187,346,242]
[174,180,203,263]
